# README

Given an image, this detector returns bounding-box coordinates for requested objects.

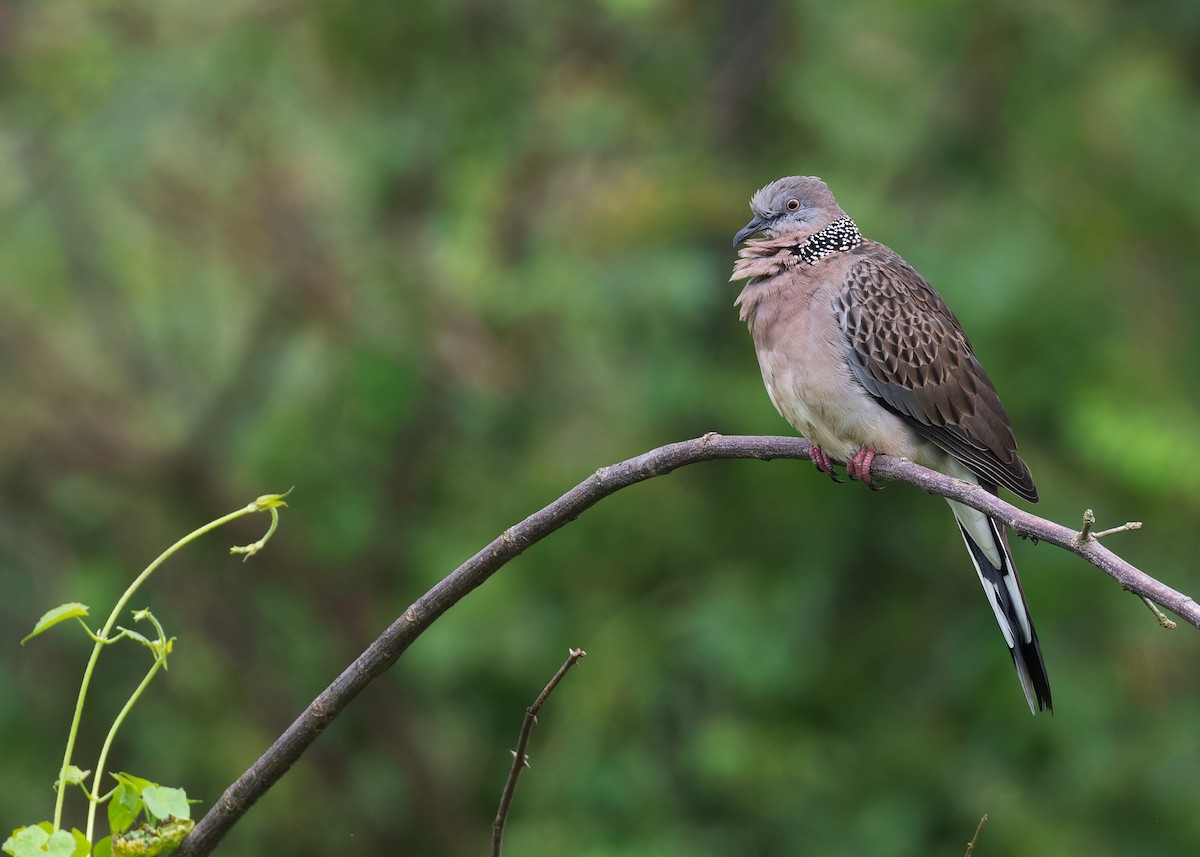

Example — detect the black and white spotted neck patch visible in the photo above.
[789,216,862,265]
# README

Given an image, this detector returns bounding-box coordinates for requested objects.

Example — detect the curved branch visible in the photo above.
[174,433,1198,856]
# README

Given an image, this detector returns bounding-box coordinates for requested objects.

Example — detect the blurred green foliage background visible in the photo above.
[1,0,1199,854]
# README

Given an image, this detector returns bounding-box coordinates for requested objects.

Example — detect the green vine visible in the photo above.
[3,491,291,857]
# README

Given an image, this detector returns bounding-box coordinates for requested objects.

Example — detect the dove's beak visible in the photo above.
[733,214,769,246]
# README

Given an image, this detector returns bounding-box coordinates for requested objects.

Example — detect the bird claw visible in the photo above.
[809,444,843,483]
[846,447,881,490]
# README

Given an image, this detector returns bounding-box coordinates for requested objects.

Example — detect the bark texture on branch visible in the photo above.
[174,434,1197,856]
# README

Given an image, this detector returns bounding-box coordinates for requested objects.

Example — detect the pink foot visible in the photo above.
[809,444,842,483]
[846,447,881,490]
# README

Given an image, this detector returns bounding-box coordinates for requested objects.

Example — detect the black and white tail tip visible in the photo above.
[956,515,1053,714]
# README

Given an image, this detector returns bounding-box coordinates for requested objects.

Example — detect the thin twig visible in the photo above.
[1077,508,1141,543]
[1077,509,1096,543]
[1085,513,1165,628]
[1092,521,1142,540]
[1137,594,1177,630]
[491,648,587,857]
[174,434,1200,856]
[963,813,988,857]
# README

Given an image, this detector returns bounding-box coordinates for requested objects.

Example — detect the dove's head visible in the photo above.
[733,176,847,246]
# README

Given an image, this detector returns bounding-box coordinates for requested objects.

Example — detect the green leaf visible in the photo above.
[3,824,49,857]
[56,766,90,788]
[110,774,152,796]
[113,628,153,649]
[150,818,192,853]
[141,787,189,822]
[107,784,141,835]
[67,829,89,857]
[91,837,112,857]
[43,830,75,857]
[151,638,174,664]
[21,604,90,645]
[111,817,194,857]
[1,825,79,857]
[251,488,292,511]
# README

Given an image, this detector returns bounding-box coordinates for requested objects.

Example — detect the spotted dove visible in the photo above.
[731,175,1051,714]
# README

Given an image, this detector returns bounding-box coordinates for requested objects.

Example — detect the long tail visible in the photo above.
[948,499,1053,714]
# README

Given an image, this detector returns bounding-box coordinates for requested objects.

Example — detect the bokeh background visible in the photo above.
[2,1,1199,855]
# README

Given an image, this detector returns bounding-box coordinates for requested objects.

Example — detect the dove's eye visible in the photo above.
[785,197,801,212]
